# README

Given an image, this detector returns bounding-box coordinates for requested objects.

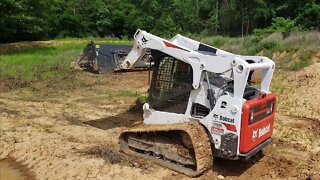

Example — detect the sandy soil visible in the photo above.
[274,63,320,119]
[0,71,319,179]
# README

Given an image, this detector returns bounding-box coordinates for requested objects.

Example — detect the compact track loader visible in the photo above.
[118,30,276,177]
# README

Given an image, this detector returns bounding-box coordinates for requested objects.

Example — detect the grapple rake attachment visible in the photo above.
[71,41,153,73]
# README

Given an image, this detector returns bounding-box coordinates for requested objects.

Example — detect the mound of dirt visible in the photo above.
[276,63,320,119]
[291,62,320,82]
[258,49,320,120]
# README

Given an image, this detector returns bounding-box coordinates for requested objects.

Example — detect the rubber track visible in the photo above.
[119,122,213,177]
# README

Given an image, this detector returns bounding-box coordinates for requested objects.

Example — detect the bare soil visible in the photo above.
[1,70,319,179]
[0,41,63,54]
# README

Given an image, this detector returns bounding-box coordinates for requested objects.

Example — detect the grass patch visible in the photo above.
[196,34,285,55]
[0,32,318,92]
[111,90,140,97]
[0,44,83,81]
[193,31,319,57]
[275,51,295,69]
[270,84,285,95]
[0,38,132,91]
[108,90,147,101]
[0,37,132,54]
[289,51,313,71]
[0,39,132,82]
[138,95,148,104]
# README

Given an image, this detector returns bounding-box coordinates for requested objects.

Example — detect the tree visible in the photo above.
[296,2,320,30]
[0,0,50,42]
[0,0,319,43]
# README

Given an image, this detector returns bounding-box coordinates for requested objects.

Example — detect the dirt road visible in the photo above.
[1,71,319,179]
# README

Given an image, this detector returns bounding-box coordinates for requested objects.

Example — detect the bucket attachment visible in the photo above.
[71,41,152,73]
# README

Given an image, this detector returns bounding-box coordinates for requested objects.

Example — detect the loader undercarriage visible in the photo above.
[119,122,213,177]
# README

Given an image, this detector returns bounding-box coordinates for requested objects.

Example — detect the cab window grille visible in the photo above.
[148,50,193,114]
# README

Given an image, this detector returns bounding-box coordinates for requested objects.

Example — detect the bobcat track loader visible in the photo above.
[119,29,276,177]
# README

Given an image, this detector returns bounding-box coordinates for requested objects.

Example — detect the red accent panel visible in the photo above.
[223,123,237,132]
[163,41,189,52]
[240,94,276,153]
[163,41,177,48]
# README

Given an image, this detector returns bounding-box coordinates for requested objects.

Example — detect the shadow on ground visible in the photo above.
[211,153,263,177]
[84,112,143,130]
[84,99,143,130]
[81,99,262,177]
[0,157,36,180]
[78,144,129,166]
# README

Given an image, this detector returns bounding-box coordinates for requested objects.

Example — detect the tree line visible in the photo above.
[1,0,319,43]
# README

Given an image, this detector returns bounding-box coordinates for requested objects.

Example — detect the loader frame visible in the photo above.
[122,29,276,159]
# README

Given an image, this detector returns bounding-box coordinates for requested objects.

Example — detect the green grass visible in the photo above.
[0,38,132,81]
[0,44,82,81]
[191,31,319,73]
[0,32,318,91]
[270,84,285,95]
[289,51,313,71]
[0,38,132,91]
[108,90,147,101]
[274,49,314,71]
[194,31,319,56]
[53,37,131,44]
[196,34,286,55]
[110,90,140,97]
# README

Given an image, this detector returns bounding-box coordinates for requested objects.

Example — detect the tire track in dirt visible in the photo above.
[1,71,319,179]
[0,80,172,179]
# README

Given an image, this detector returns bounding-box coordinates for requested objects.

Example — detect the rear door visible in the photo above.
[240,94,276,153]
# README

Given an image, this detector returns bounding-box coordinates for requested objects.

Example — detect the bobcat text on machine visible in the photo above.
[119,29,276,177]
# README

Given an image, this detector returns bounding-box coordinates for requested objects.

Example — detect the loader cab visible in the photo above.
[207,73,261,101]
[147,50,194,114]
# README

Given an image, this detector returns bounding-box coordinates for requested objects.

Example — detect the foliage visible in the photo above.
[296,3,320,30]
[254,17,297,36]
[0,0,320,43]
[0,0,49,42]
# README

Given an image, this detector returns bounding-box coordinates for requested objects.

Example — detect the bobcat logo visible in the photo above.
[213,114,218,120]
[252,124,271,142]
[141,36,148,45]
[252,130,258,141]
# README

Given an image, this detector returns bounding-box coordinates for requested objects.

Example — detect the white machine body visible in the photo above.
[122,29,276,159]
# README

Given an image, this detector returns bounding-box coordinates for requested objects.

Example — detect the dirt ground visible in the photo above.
[1,70,319,179]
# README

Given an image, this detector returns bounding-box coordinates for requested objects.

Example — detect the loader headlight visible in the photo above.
[250,110,254,121]
[267,101,274,114]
